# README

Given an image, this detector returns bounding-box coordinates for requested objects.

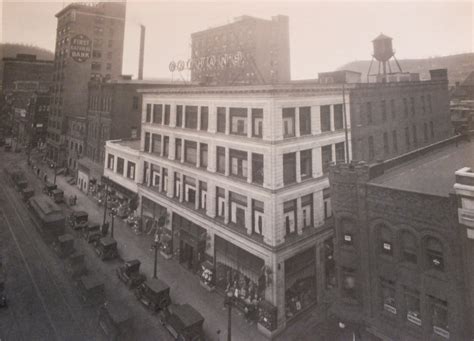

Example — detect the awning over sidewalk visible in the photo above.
[101,176,136,199]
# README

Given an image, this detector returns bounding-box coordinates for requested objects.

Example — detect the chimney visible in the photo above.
[138,25,146,80]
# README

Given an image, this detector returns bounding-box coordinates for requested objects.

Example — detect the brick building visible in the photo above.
[349,69,452,163]
[103,82,352,335]
[329,137,474,340]
[190,15,290,85]
[47,1,126,168]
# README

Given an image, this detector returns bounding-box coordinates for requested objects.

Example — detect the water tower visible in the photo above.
[367,33,403,82]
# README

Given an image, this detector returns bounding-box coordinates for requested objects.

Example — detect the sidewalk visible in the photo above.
[48,169,267,341]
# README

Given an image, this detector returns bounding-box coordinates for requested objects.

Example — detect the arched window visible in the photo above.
[401,231,417,264]
[379,225,393,256]
[341,219,356,247]
[426,237,444,271]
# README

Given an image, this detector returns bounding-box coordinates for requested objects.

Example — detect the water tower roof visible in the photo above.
[373,33,392,41]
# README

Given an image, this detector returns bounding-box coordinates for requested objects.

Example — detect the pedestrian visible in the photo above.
[73,195,77,205]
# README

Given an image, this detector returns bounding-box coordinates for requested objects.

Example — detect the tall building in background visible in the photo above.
[190,15,290,85]
[47,1,126,169]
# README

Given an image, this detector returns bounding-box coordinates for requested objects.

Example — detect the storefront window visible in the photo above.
[381,278,396,314]
[431,296,449,339]
[405,287,422,327]
[285,247,317,320]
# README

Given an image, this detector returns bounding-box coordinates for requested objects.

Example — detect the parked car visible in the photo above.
[53,234,75,258]
[82,223,102,243]
[77,274,105,306]
[66,252,87,279]
[116,260,146,289]
[94,237,118,261]
[159,303,205,341]
[98,301,134,341]
[51,188,64,203]
[43,182,57,195]
[135,279,171,312]
[21,187,35,202]
[68,210,88,230]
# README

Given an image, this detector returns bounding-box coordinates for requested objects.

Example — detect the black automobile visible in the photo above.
[94,237,118,261]
[82,223,102,243]
[135,279,171,312]
[98,301,134,341]
[77,274,105,306]
[68,210,88,230]
[159,303,205,341]
[43,182,57,195]
[53,233,75,258]
[66,252,87,279]
[116,259,146,289]
[21,187,35,202]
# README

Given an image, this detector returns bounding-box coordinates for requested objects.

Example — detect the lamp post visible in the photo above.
[110,207,116,238]
[153,232,159,279]
[102,178,109,226]
[224,290,234,341]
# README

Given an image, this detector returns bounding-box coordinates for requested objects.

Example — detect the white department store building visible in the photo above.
[104,83,351,334]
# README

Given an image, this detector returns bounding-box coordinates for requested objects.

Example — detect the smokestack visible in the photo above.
[138,25,146,80]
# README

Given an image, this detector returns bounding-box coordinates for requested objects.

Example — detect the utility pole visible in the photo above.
[102,178,109,226]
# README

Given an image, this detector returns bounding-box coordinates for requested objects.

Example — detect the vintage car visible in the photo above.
[68,210,89,230]
[135,278,171,312]
[94,237,118,261]
[66,252,87,279]
[53,233,75,258]
[21,187,35,202]
[77,274,105,306]
[51,188,64,203]
[28,195,65,242]
[43,182,57,195]
[98,301,134,341]
[159,303,205,341]
[116,260,146,289]
[82,223,102,243]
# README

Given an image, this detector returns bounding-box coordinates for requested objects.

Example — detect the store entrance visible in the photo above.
[180,240,194,270]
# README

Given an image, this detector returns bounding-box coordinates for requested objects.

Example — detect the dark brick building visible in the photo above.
[329,137,474,340]
[349,69,452,163]
[190,15,290,85]
[47,1,126,168]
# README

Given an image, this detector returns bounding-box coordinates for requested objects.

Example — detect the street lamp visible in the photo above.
[224,290,234,341]
[153,233,159,279]
[102,178,109,226]
[110,207,117,238]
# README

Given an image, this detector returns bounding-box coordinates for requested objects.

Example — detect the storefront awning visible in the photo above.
[101,176,137,199]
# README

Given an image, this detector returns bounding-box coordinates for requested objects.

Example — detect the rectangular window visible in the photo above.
[217,107,226,133]
[412,124,417,147]
[200,106,208,131]
[381,100,387,122]
[252,108,263,137]
[176,105,183,127]
[164,105,170,125]
[199,181,207,210]
[151,134,161,155]
[175,138,182,160]
[410,97,415,116]
[423,123,428,142]
[320,105,331,132]
[390,99,396,119]
[334,104,343,130]
[300,149,312,180]
[283,152,297,185]
[431,297,449,338]
[283,200,297,235]
[174,173,181,200]
[230,108,248,135]
[162,168,168,193]
[229,149,248,179]
[322,145,333,174]
[185,106,198,129]
[381,279,397,315]
[132,96,139,109]
[383,132,389,155]
[184,141,197,165]
[116,157,124,175]
[282,108,295,137]
[392,130,398,153]
[126,162,136,180]
[252,199,264,235]
[163,136,169,157]
[216,187,225,217]
[252,153,264,185]
[368,136,375,160]
[367,102,373,124]
[301,193,313,228]
[200,143,208,168]
[216,146,226,174]
[230,192,247,227]
[107,154,114,169]
[153,104,162,124]
[428,94,432,114]
[300,106,312,135]
[421,95,426,115]
[146,103,151,122]
[335,142,345,163]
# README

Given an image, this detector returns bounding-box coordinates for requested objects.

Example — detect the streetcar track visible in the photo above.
[0,178,86,340]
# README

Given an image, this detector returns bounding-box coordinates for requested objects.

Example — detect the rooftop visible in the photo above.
[369,138,474,196]
[111,139,140,150]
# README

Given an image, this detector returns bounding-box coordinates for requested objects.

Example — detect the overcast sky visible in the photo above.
[1,0,473,80]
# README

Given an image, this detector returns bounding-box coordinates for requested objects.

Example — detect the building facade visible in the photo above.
[104,83,351,335]
[47,1,126,168]
[350,69,451,163]
[329,138,474,340]
[190,15,290,85]
[66,116,86,171]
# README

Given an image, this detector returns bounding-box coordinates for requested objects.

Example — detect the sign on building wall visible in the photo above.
[70,34,92,63]
[169,51,244,73]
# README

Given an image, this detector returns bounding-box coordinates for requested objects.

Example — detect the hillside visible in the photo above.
[339,53,474,85]
[0,43,55,85]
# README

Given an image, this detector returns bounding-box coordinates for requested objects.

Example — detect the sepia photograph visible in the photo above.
[0,0,473,340]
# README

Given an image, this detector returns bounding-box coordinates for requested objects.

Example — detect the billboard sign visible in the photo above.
[70,34,92,63]
[169,51,244,73]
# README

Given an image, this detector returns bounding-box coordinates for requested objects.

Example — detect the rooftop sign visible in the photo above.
[169,51,243,72]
